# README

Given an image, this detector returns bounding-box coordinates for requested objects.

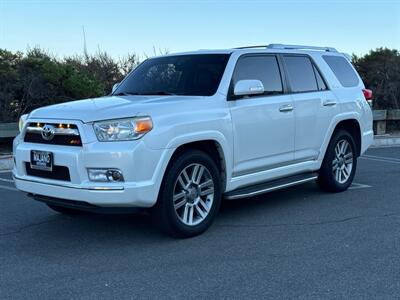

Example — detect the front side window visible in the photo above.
[232,55,283,96]
[283,55,319,93]
[114,54,230,97]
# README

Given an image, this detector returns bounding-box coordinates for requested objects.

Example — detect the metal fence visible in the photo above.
[1,110,399,138]
[373,109,400,135]
[0,123,18,139]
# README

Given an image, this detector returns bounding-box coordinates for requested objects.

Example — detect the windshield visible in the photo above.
[114,54,230,97]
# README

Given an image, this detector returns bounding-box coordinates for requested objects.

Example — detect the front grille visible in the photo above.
[25,162,71,181]
[24,123,82,146]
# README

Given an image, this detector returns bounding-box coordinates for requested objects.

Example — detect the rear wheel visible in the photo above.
[317,130,357,192]
[152,150,222,238]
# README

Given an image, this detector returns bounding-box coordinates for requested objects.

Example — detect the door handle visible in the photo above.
[279,104,294,112]
[323,100,337,107]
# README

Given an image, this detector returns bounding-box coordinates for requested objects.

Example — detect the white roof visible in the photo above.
[162,44,341,58]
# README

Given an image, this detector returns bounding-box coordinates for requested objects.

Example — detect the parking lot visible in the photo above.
[0,147,399,299]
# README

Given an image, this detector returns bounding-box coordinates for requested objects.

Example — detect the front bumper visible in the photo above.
[29,194,147,214]
[13,130,174,208]
[14,173,157,207]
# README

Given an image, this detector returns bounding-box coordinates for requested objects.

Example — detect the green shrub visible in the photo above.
[0,47,398,123]
[0,47,139,123]
[353,48,400,110]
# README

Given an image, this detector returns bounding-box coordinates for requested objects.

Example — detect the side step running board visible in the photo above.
[224,172,319,200]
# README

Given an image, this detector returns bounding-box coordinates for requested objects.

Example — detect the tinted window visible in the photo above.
[233,55,283,95]
[283,56,318,92]
[313,65,327,91]
[115,54,230,96]
[323,55,359,87]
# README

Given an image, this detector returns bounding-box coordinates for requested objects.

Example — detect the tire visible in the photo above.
[152,149,222,238]
[47,204,82,215]
[317,129,358,193]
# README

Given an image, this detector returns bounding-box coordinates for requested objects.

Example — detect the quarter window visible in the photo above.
[232,56,283,96]
[323,55,359,87]
[283,56,318,93]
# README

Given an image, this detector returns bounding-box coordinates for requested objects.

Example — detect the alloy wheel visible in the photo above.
[173,163,215,226]
[332,139,353,184]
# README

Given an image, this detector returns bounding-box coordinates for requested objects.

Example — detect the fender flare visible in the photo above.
[318,112,362,163]
[150,131,233,200]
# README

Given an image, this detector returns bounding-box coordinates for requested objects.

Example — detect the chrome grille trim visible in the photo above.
[23,122,82,146]
[25,126,80,136]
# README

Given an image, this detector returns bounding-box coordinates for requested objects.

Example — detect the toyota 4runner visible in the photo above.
[13,44,374,237]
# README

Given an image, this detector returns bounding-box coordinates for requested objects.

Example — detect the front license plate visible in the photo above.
[30,150,53,171]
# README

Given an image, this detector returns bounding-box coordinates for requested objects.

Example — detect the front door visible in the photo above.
[229,54,295,177]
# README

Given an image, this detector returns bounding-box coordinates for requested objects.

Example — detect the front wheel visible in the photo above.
[152,150,222,238]
[317,130,357,192]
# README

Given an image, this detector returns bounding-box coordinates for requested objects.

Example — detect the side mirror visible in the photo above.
[112,83,120,94]
[233,80,264,97]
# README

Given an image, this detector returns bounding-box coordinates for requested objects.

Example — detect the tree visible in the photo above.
[0,49,23,122]
[0,47,136,123]
[353,48,400,109]
[1,46,398,124]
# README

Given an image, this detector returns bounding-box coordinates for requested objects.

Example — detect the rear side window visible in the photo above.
[232,55,283,95]
[323,55,359,87]
[283,56,318,93]
[313,65,327,91]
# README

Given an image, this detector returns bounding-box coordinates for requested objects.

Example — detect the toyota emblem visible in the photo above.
[41,124,56,141]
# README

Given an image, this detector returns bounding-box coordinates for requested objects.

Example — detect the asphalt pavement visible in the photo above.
[0,147,399,299]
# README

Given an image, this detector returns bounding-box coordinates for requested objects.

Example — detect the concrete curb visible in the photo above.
[0,156,13,171]
[372,135,400,148]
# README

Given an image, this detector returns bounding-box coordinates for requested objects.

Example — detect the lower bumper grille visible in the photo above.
[25,162,71,181]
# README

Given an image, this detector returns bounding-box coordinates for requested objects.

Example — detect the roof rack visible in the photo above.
[267,44,337,52]
[234,45,268,49]
[234,44,337,52]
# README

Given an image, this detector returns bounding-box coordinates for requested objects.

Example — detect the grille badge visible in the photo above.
[41,124,56,141]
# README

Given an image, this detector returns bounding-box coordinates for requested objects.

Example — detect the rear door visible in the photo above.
[282,55,339,162]
[229,54,295,177]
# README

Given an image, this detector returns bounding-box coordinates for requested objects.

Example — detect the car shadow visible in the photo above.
[28,181,322,244]
[219,181,321,216]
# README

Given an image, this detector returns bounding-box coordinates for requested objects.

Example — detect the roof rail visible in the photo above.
[267,44,337,52]
[234,45,269,49]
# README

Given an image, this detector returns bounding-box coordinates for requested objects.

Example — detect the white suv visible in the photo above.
[14,44,374,237]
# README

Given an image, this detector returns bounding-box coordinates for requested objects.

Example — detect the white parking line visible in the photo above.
[363,154,400,162]
[0,178,13,183]
[361,155,400,164]
[0,184,19,192]
[349,183,372,190]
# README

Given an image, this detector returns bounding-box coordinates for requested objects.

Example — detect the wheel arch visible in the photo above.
[166,139,228,192]
[332,119,362,156]
[319,115,363,166]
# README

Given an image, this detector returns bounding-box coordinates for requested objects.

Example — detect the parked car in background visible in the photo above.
[13,44,373,237]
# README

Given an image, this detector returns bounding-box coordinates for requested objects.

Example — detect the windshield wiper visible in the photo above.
[114,91,177,96]
[139,91,176,96]
[113,92,140,96]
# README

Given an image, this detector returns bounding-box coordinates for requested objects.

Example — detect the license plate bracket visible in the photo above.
[30,150,53,171]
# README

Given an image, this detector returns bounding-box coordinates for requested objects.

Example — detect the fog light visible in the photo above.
[108,170,123,182]
[88,169,124,182]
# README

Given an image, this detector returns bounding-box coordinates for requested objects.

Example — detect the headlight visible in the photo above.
[18,114,29,132]
[93,117,153,141]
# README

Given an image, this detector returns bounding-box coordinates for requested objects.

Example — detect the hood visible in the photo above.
[29,95,203,123]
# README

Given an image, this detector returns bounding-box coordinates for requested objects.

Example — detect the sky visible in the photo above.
[1,0,399,59]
